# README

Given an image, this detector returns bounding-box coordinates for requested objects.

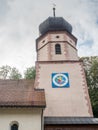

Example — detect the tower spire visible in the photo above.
[53,3,56,17]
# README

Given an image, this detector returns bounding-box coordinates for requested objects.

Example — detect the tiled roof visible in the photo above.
[0,79,46,107]
[44,117,98,125]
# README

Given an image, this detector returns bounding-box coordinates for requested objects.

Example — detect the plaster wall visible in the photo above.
[51,42,78,61]
[49,32,76,48]
[37,31,76,50]
[67,43,79,60]
[37,32,78,61]
[35,62,93,117]
[37,34,49,50]
[0,108,42,130]
[38,44,49,61]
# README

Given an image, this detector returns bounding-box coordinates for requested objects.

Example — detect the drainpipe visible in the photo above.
[41,109,44,130]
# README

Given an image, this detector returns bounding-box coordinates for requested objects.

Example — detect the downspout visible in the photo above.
[41,108,44,130]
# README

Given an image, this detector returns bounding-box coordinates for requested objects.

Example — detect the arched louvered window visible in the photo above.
[55,44,61,54]
[11,124,18,130]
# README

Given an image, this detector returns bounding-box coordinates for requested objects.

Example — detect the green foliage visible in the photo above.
[88,60,98,89]
[0,65,22,79]
[0,65,36,80]
[24,66,36,79]
[0,65,11,79]
[9,67,22,79]
[82,56,98,117]
[89,88,98,117]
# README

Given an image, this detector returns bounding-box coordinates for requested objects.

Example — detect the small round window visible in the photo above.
[56,36,59,38]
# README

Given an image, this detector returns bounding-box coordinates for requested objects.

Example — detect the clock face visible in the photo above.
[52,73,70,88]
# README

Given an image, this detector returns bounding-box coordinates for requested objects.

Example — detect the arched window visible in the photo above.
[55,44,61,54]
[11,124,18,130]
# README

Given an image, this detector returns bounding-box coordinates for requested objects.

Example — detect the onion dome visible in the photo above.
[39,17,72,35]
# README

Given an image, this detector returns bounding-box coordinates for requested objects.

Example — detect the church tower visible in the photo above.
[35,13,93,118]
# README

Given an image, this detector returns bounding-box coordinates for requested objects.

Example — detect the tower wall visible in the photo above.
[35,17,93,118]
[37,31,79,61]
[35,61,93,117]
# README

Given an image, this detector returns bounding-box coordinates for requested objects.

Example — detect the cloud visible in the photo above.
[0,0,98,73]
[65,0,98,56]
[0,0,10,17]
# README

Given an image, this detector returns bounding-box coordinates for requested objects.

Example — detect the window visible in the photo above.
[55,44,61,54]
[56,35,60,38]
[11,124,18,130]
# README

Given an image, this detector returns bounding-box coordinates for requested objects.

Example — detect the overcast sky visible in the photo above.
[0,0,98,74]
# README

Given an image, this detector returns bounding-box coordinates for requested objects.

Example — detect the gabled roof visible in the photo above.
[0,79,46,108]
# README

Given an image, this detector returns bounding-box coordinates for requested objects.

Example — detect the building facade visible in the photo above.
[0,80,46,130]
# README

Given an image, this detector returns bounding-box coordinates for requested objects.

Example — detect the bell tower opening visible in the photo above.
[55,44,61,54]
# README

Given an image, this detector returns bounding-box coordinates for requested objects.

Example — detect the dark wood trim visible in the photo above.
[45,124,98,130]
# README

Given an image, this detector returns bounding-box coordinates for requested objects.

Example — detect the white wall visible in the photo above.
[0,108,42,130]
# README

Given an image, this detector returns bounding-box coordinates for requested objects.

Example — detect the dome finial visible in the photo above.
[53,3,56,17]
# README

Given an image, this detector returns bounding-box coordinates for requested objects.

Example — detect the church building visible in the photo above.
[0,9,98,130]
[35,9,98,130]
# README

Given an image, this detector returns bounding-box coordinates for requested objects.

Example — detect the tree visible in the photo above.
[9,67,22,79]
[88,60,98,117]
[0,65,22,79]
[0,65,11,79]
[24,66,36,79]
[82,57,98,117]
[88,60,98,89]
